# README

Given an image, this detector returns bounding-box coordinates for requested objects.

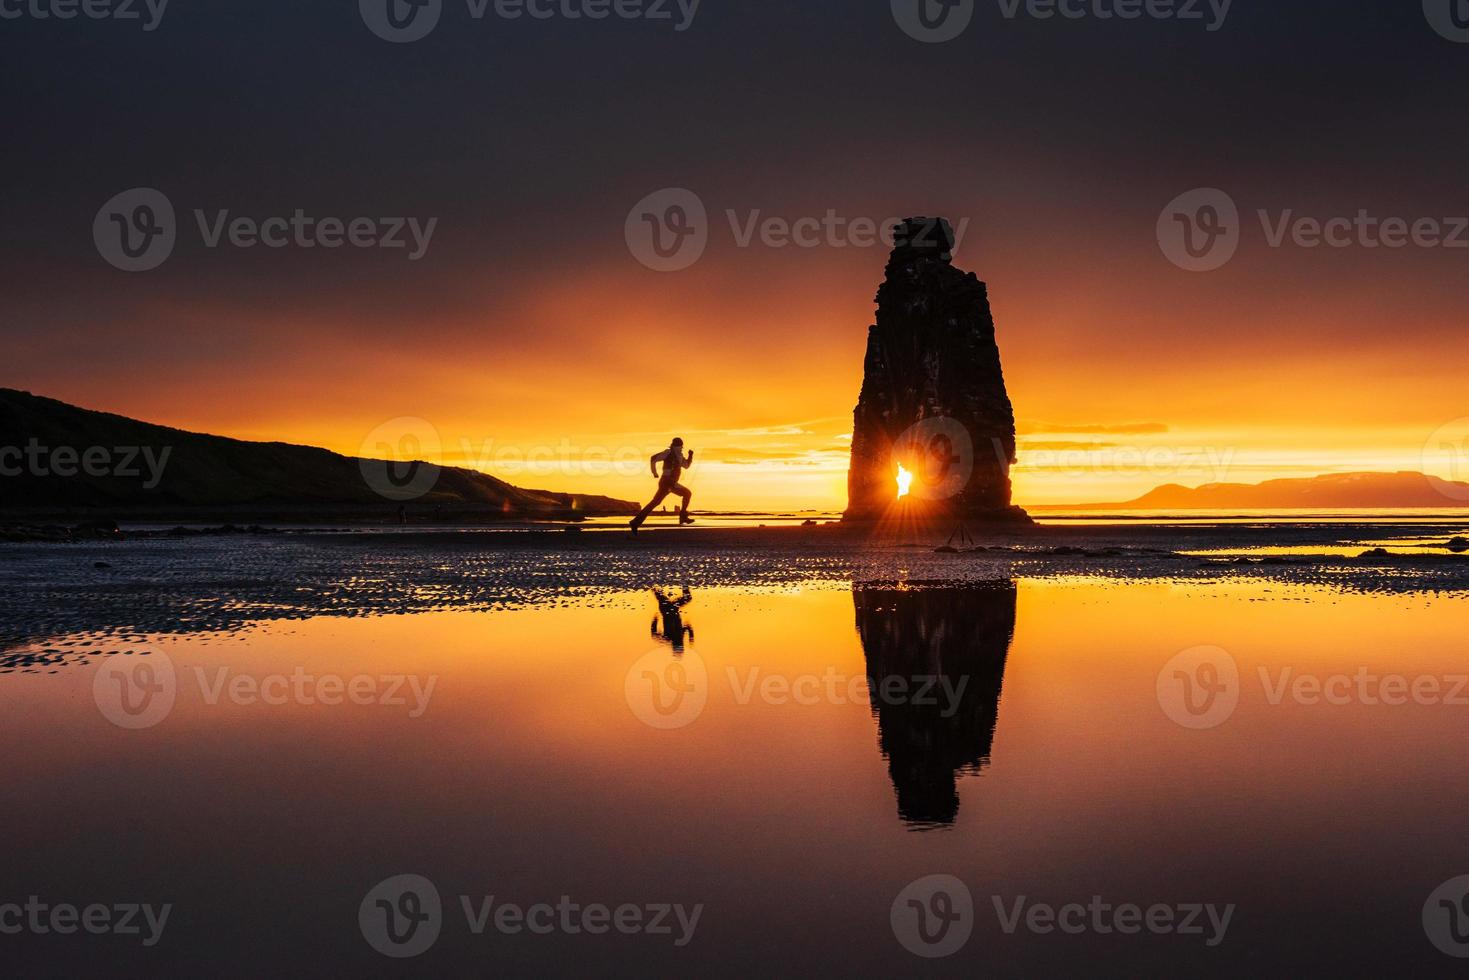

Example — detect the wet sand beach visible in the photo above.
[4,519,1469,659]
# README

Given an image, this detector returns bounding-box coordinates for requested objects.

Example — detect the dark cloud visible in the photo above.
[3,0,1465,430]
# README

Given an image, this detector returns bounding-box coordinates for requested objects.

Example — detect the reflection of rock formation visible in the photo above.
[853,581,1017,829]
[845,218,1027,522]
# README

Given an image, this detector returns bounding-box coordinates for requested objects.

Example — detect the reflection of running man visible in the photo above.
[630,438,695,534]
[650,586,695,655]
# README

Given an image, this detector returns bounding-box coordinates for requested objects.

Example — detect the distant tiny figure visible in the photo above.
[630,438,695,534]
[650,586,694,654]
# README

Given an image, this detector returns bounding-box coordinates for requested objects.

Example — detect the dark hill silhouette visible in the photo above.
[0,388,636,517]
[1035,471,1469,511]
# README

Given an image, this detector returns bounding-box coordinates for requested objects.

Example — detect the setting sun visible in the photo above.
[896,463,913,499]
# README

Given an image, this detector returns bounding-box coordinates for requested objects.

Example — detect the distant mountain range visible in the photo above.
[0,388,636,517]
[1035,471,1469,511]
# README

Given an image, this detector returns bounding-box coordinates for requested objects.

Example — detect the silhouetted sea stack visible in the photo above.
[845,218,1029,523]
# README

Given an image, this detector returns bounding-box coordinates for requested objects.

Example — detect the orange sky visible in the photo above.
[17,219,1469,511]
[8,0,1469,512]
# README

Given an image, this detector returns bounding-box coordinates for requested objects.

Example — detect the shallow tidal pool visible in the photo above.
[3,578,1468,976]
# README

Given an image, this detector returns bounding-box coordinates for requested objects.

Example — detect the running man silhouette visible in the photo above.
[650,586,695,654]
[630,438,695,534]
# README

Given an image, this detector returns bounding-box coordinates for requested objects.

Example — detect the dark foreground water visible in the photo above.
[3,569,1469,977]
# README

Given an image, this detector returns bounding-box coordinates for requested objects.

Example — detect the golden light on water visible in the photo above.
[896,463,913,499]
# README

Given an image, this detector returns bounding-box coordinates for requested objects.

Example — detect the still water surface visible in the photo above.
[3,578,1467,976]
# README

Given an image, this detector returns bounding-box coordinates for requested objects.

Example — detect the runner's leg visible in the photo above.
[632,485,673,528]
